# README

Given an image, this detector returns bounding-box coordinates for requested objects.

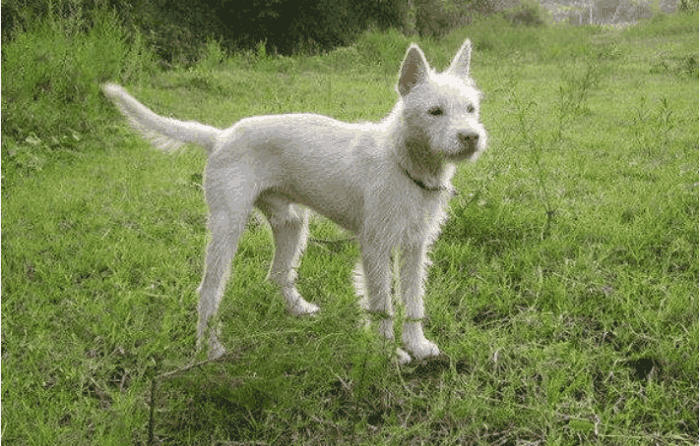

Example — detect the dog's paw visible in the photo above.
[288,299,320,316]
[197,328,226,361]
[208,342,227,361]
[396,347,412,365]
[283,287,320,316]
[402,322,440,360]
[405,338,440,360]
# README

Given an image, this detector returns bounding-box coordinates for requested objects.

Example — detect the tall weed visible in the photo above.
[505,55,605,239]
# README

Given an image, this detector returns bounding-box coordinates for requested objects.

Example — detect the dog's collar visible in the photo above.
[402,168,447,193]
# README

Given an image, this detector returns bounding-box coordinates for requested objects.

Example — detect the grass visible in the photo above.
[2,9,698,446]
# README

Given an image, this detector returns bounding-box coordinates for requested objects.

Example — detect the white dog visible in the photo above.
[103,38,487,364]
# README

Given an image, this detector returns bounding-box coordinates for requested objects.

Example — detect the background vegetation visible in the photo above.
[2,0,698,445]
[4,0,693,62]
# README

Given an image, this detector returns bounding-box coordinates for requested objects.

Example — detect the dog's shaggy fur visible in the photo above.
[103,38,487,364]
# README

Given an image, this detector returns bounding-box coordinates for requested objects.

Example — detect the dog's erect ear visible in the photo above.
[397,44,430,97]
[447,39,472,78]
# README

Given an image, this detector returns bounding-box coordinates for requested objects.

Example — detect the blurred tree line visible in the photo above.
[2,0,504,63]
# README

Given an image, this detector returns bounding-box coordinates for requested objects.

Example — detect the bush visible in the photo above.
[678,0,699,12]
[124,0,412,61]
[501,0,551,26]
[1,6,152,142]
[414,0,512,38]
[355,29,410,70]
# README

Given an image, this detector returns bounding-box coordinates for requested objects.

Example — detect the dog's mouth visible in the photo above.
[445,140,479,161]
[461,143,479,158]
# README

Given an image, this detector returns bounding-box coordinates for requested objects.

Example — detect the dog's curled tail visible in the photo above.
[102,83,221,155]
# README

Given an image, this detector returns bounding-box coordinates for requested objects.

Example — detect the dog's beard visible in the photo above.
[451,139,480,160]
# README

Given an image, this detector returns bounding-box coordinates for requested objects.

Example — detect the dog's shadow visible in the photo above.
[402,354,471,378]
[150,356,273,443]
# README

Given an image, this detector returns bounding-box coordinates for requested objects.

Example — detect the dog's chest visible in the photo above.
[366,185,450,247]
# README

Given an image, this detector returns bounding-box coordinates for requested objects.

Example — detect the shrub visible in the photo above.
[1,7,152,142]
[501,0,551,25]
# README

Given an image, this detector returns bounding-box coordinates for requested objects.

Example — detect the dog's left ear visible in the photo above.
[447,39,472,78]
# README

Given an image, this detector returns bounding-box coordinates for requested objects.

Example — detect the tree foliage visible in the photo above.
[2,0,410,60]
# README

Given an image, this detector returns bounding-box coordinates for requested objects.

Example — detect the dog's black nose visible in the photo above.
[459,131,479,144]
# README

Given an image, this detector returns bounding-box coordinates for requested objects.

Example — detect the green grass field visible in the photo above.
[2,11,698,446]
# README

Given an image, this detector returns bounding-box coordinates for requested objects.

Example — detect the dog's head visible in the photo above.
[396,39,488,163]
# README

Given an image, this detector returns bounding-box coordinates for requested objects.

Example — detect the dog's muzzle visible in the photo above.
[455,129,481,159]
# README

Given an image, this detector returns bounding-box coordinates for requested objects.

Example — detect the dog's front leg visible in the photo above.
[400,243,440,360]
[360,246,392,332]
[359,244,412,364]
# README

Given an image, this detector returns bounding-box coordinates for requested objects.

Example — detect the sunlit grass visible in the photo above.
[2,10,697,446]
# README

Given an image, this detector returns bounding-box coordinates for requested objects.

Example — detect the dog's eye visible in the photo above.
[428,107,444,116]
[467,105,475,113]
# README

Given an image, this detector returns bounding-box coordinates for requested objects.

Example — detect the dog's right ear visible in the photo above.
[397,44,430,97]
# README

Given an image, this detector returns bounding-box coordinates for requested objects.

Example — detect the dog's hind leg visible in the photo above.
[257,193,319,315]
[197,168,257,360]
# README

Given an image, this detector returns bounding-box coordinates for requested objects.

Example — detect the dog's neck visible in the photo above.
[397,136,450,193]
[401,167,447,193]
